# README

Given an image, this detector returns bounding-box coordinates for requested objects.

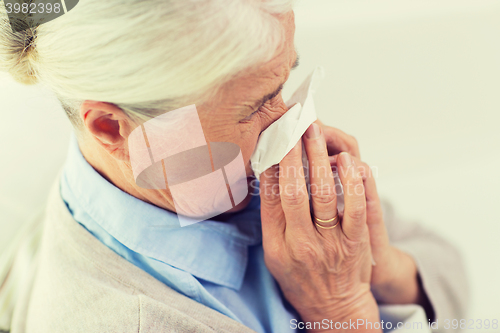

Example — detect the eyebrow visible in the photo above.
[255,83,284,109]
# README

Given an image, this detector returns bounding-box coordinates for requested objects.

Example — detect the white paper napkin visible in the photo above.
[250,66,373,265]
[250,66,325,180]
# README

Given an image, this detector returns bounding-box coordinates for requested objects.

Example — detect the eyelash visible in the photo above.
[255,103,265,112]
[245,93,279,120]
[247,102,265,117]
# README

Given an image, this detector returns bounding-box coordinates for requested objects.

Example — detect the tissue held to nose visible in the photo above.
[250,66,344,213]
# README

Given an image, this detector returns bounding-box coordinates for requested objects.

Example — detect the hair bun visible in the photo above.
[0,9,39,85]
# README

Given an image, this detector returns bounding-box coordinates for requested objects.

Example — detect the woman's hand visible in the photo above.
[319,121,430,308]
[329,153,428,307]
[260,123,380,332]
[316,120,361,159]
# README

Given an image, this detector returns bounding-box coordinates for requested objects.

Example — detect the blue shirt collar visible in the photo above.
[62,132,262,290]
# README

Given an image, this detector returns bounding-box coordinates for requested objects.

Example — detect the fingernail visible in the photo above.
[340,152,353,167]
[305,123,321,139]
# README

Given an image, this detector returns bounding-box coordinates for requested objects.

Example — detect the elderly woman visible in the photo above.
[0,1,467,332]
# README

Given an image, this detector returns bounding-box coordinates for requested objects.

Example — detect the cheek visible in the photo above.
[219,123,261,178]
[234,126,261,170]
[240,140,259,164]
[203,120,261,173]
[235,99,290,168]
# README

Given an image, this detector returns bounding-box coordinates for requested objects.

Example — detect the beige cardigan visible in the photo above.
[9,176,256,333]
[6,176,468,333]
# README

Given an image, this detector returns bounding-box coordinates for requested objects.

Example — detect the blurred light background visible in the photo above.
[1,0,500,330]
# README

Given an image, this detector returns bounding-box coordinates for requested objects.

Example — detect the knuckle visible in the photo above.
[348,165,364,182]
[344,175,363,191]
[341,237,365,258]
[280,185,308,207]
[260,183,281,206]
[290,242,321,264]
[346,202,366,220]
[312,186,337,205]
[308,150,325,164]
[315,193,337,206]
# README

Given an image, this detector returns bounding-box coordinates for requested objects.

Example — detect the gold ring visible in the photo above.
[314,215,338,223]
[315,220,340,229]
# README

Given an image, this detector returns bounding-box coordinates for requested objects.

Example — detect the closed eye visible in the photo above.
[239,105,264,123]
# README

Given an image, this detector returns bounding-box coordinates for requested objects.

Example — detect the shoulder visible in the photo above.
[23,192,141,332]
[19,176,254,333]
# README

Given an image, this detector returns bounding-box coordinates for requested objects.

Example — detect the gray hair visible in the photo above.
[0,0,295,138]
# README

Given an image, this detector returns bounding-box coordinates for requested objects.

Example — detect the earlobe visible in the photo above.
[80,101,132,161]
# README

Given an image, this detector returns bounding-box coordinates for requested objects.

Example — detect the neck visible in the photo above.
[78,137,178,213]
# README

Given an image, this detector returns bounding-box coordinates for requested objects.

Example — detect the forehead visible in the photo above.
[220,11,296,105]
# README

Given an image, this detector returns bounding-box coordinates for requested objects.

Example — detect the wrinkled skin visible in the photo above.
[79,10,429,333]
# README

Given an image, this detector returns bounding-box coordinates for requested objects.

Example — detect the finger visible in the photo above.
[329,155,382,222]
[303,123,338,224]
[260,165,286,241]
[320,122,361,159]
[279,140,313,234]
[337,152,366,241]
[330,154,389,249]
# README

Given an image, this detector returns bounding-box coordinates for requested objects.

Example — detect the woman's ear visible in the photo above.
[80,101,134,161]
